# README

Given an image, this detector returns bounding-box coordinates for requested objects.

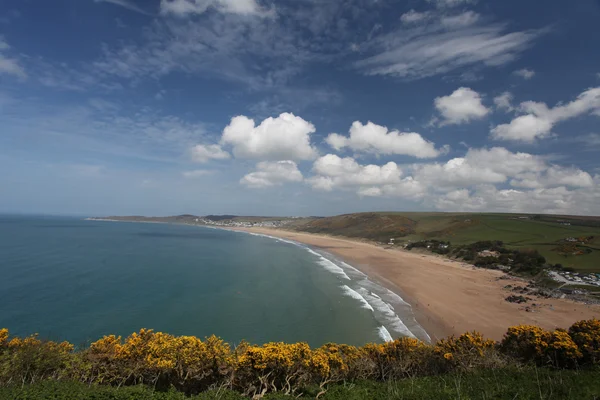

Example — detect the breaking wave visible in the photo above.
[226,228,429,343]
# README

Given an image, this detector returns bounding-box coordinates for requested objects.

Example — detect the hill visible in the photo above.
[293,212,600,272]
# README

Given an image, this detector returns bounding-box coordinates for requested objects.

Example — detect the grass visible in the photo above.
[2,367,599,399]
[295,212,600,273]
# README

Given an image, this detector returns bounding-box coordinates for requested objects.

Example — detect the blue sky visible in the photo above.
[1,0,599,216]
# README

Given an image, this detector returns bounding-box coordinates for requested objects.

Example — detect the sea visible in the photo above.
[0,215,429,348]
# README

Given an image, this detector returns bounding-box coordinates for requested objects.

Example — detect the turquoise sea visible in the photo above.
[0,215,428,347]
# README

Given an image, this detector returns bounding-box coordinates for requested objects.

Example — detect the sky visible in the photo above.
[1,0,600,217]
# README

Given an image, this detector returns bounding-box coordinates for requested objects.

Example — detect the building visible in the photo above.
[478,250,500,258]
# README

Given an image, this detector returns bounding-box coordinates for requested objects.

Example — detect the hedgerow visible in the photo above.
[1,320,599,398]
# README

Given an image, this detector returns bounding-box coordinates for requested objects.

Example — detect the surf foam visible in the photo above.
[377,326,394,342]
[340,285,374,311]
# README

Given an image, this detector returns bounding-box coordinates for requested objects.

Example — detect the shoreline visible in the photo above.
[85,218,600,342]
[228,227,600,342]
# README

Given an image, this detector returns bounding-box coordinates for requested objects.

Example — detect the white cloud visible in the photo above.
[240,160,303,188]
[0,36,26,78]
[491,87,600,142]
[493,92,513,112]
[356,20,541,80]
[491,114,553,142]
[434,183,600,215]
[311,154,403,187]
[94,0,152,15]
[325,121,441,158]
[427,0,478,8]
[182,169,214,178]
[510,166,593,189]
[305,147,599,214]
[308,154,426,199]
[160,0,271,16]
[221,113,317,161]
[434,87,489,125]
[513,68,535,79]
[190,144,231,163]
[400,10,431,24]
[440,11,480,28]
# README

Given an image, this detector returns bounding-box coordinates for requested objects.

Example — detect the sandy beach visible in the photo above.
[232,227,600,342]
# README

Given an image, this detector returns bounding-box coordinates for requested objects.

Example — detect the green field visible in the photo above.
[295,212,600,273]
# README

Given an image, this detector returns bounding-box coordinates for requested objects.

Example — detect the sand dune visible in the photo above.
[233,227,600,342]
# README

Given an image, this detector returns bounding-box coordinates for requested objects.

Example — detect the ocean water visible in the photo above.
[0,215,428,347]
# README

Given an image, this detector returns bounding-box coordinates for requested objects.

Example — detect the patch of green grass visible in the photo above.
[0,381,245,400]
[3,368,600,399]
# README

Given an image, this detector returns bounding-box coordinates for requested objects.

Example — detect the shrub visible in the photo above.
[500,325,581,368]
[0,330,74,385]
[568,319,600,365]
[363,338,435,380]
[235,342,315,397]
[85,330,233,393]
[435,331,502,371]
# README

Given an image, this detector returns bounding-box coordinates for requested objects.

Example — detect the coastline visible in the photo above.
[228,227,600,342]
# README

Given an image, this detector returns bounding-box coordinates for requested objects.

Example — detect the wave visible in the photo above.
[355,287,417,339]
[340,285,374,311]
[377,326,394,342]
[316,257,351,280]
[220,227,428,342]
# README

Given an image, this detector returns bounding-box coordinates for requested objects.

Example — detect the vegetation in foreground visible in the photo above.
[1,319,600,398]
[2,367,600,399]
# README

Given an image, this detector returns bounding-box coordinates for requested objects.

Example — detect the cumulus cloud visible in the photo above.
[308,154,426,199]
[491,86,600,142]
[513,68,535,79]
[240,161,303,188]
[0,36,26,78]
[160,0,271,16]
[493,92,513,112]
[305,146,599,213]
[221,113,317,161]
[325,121,441,158]
[311,154,403,188]
[434,183,600,215]
[434,87,490,125]
[190,144,231,163]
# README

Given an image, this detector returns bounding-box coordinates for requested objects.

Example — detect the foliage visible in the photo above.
[405,240,451,254]
[434,331,503,371]
[500,325,582,368]
[1,321,600,397]
[568,319,600,365]
[4,368,600,399]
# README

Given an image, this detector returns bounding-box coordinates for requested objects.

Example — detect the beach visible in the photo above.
[232,227,600,342]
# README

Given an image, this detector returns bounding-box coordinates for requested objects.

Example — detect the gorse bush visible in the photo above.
[1,320,600,398]
[500,325,582,368]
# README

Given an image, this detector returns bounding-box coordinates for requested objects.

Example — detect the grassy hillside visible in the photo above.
[294,212,600,272]
[4,367,600,399]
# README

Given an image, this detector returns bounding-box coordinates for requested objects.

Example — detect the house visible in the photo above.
[478,250,500,258]
[565,237,577,242]
[388,238,395,245]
